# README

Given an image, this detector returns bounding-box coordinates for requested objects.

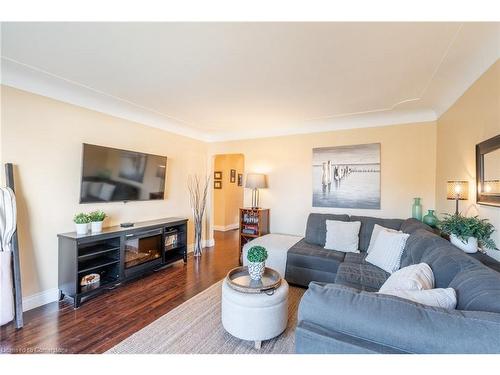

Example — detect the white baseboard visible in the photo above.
[187,239,215,252]
[213,223,239,232]
[22,288,59,311]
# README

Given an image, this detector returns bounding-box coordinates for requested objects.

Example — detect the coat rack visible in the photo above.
[5,163,23,328]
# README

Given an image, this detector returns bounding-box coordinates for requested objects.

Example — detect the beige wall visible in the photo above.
[0,86,208,302]
[435,59,500,260]
[213,154,244,229]
[209,122,437,237]
[3,60,498,307]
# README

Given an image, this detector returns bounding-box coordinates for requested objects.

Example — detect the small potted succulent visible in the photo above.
[438,213,497,253]
[89,210,106,233]
[74,213,90,235]
[247,245,268,280]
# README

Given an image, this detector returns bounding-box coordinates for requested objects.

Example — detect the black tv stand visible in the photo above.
[58,217,188,308]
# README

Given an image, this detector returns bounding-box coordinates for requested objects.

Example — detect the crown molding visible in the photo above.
[1,57,211,142]
[205,108,437,142]
[1,57,438,143]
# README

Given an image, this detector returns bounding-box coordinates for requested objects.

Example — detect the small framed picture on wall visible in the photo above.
[214,171,222,180]
[237,174,243,186]
[214,180,222,189]
[230,169,236,183]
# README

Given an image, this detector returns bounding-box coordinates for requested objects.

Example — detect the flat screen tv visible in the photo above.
[80,144,167,203]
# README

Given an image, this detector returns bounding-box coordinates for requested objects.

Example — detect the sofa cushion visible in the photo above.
[304,213,350,246]
[344,252,367,264]
[401,229,480,288]
[335,261,389,292]
[298,283,500,353]
[350,215,403,252]
[400,218,433,235]
[449,267,500,313]
[285,239,345,286]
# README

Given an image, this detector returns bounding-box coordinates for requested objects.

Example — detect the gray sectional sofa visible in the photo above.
[285,213,500,354]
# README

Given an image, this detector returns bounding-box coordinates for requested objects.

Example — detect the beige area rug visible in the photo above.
[107,280,305,354]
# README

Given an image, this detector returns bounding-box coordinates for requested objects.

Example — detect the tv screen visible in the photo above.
[80,144,167,203]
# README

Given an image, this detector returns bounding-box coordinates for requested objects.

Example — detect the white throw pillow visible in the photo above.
[379,263,434,293]
[99,183,116,201]
[324,220,361,253]
[379,288,457,309]
[367,224,401,253]
[365,230,410,273]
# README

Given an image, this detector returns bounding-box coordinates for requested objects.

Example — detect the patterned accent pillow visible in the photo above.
[379,288,457,309]
[324,220,361,253]
[367,224,401,253]
[365,230,409,273]
[379,263,434,292]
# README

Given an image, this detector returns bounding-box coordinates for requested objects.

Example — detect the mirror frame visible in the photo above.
[476,134,500,207]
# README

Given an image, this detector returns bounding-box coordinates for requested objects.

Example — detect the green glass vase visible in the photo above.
[412,197,423,221]
[422,209,438,228]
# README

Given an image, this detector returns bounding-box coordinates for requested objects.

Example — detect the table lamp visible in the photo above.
[245,173,268,209]
[446,181,469,215]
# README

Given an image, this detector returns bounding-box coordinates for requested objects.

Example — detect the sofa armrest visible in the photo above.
[298,282,500,353]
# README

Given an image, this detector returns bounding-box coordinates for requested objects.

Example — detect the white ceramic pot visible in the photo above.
[450,234,478,253]
[0,251,14,326]
[248,261,265,280]
[75,223,89,235]
[91,221,103,233]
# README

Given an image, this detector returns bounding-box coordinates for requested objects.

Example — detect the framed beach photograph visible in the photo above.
[312,143,381,209]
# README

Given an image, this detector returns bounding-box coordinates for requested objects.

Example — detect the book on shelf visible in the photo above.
[242,228,257,235]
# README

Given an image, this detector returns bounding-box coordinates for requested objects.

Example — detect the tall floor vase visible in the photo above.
[193,220,203,257]
[188,175,210,258]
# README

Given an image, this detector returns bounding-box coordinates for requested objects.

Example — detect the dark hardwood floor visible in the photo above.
[0,230,240,354]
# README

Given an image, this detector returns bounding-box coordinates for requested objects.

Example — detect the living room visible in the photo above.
[1,1,500,372]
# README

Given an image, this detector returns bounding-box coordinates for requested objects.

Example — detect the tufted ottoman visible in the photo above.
[221,278,289,349]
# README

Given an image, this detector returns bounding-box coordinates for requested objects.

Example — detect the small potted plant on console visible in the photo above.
[89,210,107,233]
[438,213,496,254]
[74,212,90,235]
[247,245,268,280]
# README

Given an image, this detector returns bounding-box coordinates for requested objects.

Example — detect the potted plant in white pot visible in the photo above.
[89,210,106,233]
[74,213,90,235]
[247,245,268,280]
[438,214,497,254]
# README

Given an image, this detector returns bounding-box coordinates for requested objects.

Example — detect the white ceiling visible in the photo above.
[1,22,499,141]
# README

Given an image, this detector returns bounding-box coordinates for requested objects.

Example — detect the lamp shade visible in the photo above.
[245,173,268,189]
[446,181,469,200]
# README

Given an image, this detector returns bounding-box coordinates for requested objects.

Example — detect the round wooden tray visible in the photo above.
[226,266,281,294]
